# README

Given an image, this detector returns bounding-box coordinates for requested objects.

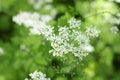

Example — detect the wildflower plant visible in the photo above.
[1,0,120,80]
[13,12,100,60]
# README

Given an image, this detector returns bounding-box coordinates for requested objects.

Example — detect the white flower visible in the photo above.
[48,18,98,60]
[44,5,57,17]
[28,0,52,10]
[13,12,40,26]
[13,12,53,38]
[27,0,57,17]
[85,26,100,37]
[20,44,29,52]
[25,70,50,80]
[83,44,94,52]
[112,13,120,25]
[0,47,4,55]
[112,18,120,25]
[13,12,52,27]
[110,26,119,34]
[68,18,81,29]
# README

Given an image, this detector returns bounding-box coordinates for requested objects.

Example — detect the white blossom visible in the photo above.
[110,26,119,34]
[112,13,120,25]
[13,12,53,38]
[68,17,81,29]
[25,70,50,80]
[20,44,29,52]
[44,5,57,17]
[13,14,100,60]
[83,44,94,52]
[112,18,120,25]
[28,0,52,9]
[13,12,52,27]
[85,26,100,37]
[27,0,57,17]
[48,18,98,60]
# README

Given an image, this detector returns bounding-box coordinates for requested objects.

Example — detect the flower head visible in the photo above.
[68,17,81,29]
[25,70,50,80]
[13,14,100,60]
[85,26,100,37]
[28,0,52,9]
[110,26,119,34]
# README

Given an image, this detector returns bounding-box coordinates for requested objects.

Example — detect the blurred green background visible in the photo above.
[0,0,120,80]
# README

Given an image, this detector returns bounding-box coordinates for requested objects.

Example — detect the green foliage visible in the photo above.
[0,0,120,80]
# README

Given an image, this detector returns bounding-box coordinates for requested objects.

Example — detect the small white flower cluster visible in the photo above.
[49,18,99,59]
[28,0,52,9]
[85,26,100,37]
[13,12,100,60]
[112,13,120,25]
[68,17,81,29]
[110,26,119,34]
[20,44,29,52]
[0,47,4,55]
[13,12,53,36]
[13,12,52,26]
[44,5,57,17]
[28,0,57,17]
[25,70,50,80]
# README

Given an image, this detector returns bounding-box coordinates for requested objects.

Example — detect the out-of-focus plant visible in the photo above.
[0,0,120,80]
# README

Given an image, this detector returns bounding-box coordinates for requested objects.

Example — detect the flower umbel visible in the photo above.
[85,26,100,37]
[28,0,52,9]
[68,17,81,29]
[110,26,119,34]
[13,13,100,60]
[25,70,50,80]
